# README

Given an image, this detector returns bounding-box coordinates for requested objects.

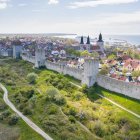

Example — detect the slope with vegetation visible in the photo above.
[0,58,140,140]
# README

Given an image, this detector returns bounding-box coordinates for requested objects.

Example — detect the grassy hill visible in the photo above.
[0,58,140,140]
[0,90,45,140]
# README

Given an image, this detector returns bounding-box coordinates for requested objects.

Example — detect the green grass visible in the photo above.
[95,86,140,115]
[18,120,44,140]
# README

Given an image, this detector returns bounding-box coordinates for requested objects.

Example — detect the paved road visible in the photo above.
[70,82,140,119]
[0,83,53,140]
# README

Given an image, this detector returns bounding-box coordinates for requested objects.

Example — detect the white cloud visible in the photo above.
[48,0,59,5]
[0,10,140,35]
[18,3,27,7]
[69,0,138,9]
[0,0,10,9]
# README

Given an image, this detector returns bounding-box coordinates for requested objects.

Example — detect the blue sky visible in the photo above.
[0,0,140,35]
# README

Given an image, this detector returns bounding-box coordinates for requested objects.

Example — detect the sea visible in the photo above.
[54,34,140,46]
[104,35,140,46]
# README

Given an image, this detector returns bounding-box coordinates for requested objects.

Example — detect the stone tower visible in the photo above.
[13,40,23,59]
[35,46,46,68]
[97,33,104,53]
[82,58,99,87]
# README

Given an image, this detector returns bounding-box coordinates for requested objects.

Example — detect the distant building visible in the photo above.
[79,33,105,56]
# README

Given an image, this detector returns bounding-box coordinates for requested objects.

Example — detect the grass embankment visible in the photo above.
[0,58,140,140]
[92,86,140,115]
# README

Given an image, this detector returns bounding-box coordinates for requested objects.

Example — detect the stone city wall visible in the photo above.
[21,55,35,64]
[97,75,140,100]
[45,60,83,80]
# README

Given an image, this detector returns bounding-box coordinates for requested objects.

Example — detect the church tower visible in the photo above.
[80,36,84,51]
[97,33,104,53]
[86,36,91,52]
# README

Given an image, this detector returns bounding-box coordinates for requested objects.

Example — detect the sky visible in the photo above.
[0,0,140,35]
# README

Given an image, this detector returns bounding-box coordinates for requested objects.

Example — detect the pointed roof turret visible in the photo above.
[80,36,84,44]
[98,33,103,42]
[86,36,90,44]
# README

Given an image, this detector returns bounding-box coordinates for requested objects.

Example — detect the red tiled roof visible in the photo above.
[91,45,100,50]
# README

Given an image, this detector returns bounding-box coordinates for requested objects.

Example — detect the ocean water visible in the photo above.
[104,35,140,45]
[54,34,140,46]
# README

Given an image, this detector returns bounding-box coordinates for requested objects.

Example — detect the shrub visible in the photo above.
[23,108,32,115]
[73,92,84,101]
[46,87,59,100]
[43,120,58,134]
[77,111,87,121]
[48,105,57,114]
[8,115,19,125]
[5,80,15,86]
[69,107,77,116]
[94,121,105,137]
[81,84,88,94]
[20,87,35,99]
[27,72,38,84]
[2,110,11,118]
[54,94,66,105]
[0,103,6,110]
[117,117,129,127]
[69,116,76,123]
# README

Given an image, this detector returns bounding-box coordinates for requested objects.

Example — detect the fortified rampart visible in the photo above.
[20,50,140,100]
[45,61,83,80]
[97,75,140,100]
[21,54,35,64]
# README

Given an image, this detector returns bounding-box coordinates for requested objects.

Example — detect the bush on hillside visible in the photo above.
[27,72,38,84]
[81,84,88,94]
[54,94,66,105]
[8,115,19,125]
[45,74,76,92]
[2,110,11,118]
[23,108,32,115]
[72,91,84,101]
[46,87,59,100]
[69,116,76,123]
[48,105,58,114]
[93,120,105,137]
[69,107,77,117]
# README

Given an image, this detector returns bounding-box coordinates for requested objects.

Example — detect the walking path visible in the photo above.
[0,83,53,140]
[70,82,140,119]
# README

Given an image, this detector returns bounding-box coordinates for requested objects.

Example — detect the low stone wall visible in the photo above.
[97,75,140,100]
[21,55,35,64]
[45,60,83,80]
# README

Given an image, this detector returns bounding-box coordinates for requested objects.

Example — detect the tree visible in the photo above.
[27,73,38,84]
[122,68,128,76]
[107,54,116,60]
[80,50,90,57]
[132,70,140,77]
[46,87,59,100]
[99,64,109,75]
[65,48,80,57]
[90,52,99,58]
